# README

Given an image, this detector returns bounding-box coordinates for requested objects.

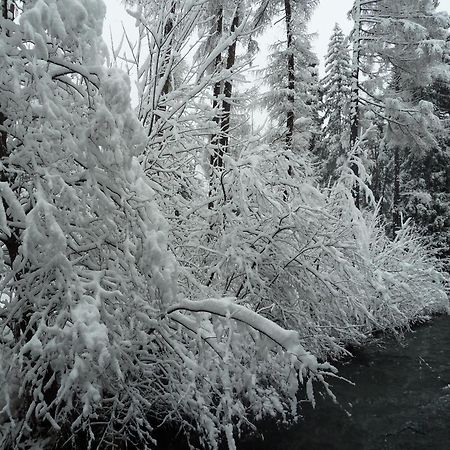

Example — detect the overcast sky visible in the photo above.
[104,0,450,75]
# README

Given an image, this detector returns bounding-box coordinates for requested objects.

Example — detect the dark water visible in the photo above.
[239,316,450,450]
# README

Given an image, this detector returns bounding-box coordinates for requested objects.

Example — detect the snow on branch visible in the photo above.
[167,297,337,404]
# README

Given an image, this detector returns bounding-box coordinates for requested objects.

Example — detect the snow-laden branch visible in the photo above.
[47,58,100,88]
[167,297,337,377]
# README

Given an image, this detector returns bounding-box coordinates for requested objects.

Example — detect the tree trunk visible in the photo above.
[219,9,239,152]
[150,0,177,138]
[162,1,176,97]
[0,0,8,162]
[284,0,295,155]
[283,0,295,202]
[0,111,6,168]
[209,7,239,211]
[392,145,401,235]
[210,7,224,174]
[350,0,361,209]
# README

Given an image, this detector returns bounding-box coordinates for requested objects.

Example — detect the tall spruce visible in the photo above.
[318,23,352,185]
[263,1,319,149]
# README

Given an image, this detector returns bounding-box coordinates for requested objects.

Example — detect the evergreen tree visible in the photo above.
[402,70,450,266]
[318,23,352,185]
[259,0,319,154]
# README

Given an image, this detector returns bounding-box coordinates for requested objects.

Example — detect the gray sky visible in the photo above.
[104,0,450,75]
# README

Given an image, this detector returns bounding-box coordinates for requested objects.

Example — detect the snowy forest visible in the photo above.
[0,0,449,448]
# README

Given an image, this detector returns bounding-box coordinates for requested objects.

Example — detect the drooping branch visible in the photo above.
[166,297,337,379]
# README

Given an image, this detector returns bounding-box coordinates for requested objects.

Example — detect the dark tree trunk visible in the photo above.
[209,7,224,211]
[350,0,361,209]
[149,0,177,138]
[349,98,360,209]
[0,0,8,162]
[210,7,224,174]
[282,0,295,203]
[219,10,239,152]
[209,7,240,211]
[392,145,401,235]
[162,0,176,97]
[0,111,6,166]
[284,0,295,155]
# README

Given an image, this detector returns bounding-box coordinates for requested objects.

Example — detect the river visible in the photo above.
[238,315,450,450]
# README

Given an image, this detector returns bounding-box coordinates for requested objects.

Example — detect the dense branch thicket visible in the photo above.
[0,0,448,449]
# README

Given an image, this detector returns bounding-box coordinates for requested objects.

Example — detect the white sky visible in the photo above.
[105,0,450,75]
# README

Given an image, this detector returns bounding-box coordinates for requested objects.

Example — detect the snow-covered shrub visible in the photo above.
[0,1,336,448]
[171,141,448,361]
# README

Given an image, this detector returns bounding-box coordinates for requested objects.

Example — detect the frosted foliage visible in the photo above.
[20,0,107,63]
[0,0,177,446]
[263,14,319,149]
[354,0,450,100]
[318,23,351,183]
[348,0,450,238]
[0,1,339,448]
[0,0,448,449]
[169,132,448,361]
[122,2,448,446]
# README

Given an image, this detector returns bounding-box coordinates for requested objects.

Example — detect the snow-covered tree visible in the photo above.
[0,1,338,448]
[348,0,450,222]
[121,0,448,388]
[0,0,169,445]
[116,0,206,226]
[402,70,450,267]
[257,0,319,154]
[317,23,351,184]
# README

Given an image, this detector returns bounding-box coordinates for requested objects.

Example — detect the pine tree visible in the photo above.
[317,23,352,184]
[260,0,319,153]
[402,67,450,266]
